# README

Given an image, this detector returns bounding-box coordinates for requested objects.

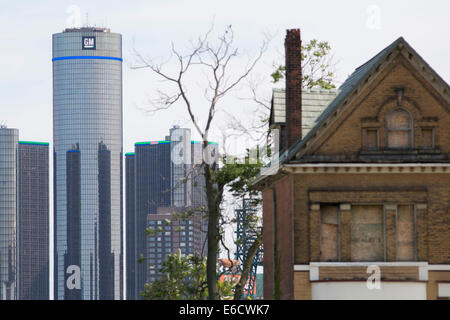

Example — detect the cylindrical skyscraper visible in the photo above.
[0,126,18,300]
[52,27,123,300]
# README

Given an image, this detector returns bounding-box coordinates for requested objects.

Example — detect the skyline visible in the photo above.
[1,0,450,301]
[2,0,450,153]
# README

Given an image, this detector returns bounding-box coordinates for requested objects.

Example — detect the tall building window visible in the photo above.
[387,109,413,149]
[351,205,384,261]
[396,205,415,261]
[320,205,339,262]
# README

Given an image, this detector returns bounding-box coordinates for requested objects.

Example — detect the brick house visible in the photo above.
[254,29,450,299]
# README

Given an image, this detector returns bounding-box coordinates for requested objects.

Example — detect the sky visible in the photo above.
[1,0,450,299]
[2,0,450,150]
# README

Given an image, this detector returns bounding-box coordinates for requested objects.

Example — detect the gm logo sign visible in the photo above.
[82,36,96,50]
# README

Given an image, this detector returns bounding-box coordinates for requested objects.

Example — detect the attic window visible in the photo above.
[387,109,413,149]
[363,129,379,150]
[420,128,434,149]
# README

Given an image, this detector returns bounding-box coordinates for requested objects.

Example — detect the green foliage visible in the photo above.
[215,153,264,201]
[141,250,234,300]
[137,254,147,264]
[141,151,263,300]
[271,39,336,89]
[270,65,285,84]
[146,226,163,236]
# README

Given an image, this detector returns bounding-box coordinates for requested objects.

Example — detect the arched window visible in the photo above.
[387,109,413,149]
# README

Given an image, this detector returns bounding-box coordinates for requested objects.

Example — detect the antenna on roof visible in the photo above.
[85,12,89,27]
[0,120,7,128]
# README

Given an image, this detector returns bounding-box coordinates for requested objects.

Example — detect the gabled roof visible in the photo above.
[284,37,450,161]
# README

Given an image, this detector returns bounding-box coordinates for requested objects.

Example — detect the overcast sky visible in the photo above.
[2,0,450,150]
[1,0,450,299]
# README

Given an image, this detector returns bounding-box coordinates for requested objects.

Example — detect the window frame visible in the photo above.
[387,108,414,149]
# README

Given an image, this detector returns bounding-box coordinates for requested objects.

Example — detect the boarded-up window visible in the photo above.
[364,129,378,150]
[420,128,434,149]
[351,205,384,261]
[397,205,415,261]
[320,205,339,262]
[387,109,412,149]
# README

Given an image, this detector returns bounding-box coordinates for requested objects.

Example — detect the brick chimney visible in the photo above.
[284,29,302,150]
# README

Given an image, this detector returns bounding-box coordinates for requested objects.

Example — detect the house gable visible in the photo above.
[288,38,450,163]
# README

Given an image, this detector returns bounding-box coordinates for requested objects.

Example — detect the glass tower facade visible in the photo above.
[170,126,192,207]
[125,127,218,299]
[124,153,135,300]
[132,140,171,299]
[52,27,123,300]
[17,142,49,300]
[0,126,18,300]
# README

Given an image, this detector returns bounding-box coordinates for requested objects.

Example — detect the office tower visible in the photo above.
[52,27,123,300]
[125,127,218,299]
[124,153,135,300]
[170,126,192,207]
[17,141,49,300]
[131,140,171,299]
[0,126,18,300]
[146,207,205,283]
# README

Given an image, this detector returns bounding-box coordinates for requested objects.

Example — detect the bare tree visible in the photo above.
[231,38,339,146]
[132,24,268,299]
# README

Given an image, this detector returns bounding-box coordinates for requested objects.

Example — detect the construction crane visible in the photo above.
[234,198,263,299]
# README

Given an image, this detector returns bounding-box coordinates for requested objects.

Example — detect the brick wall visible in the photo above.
[305,56,450,158]
[427,271,450,299]
[284,29,302,149]
[260,36,450,300]
[318,266,418,280]
[262,175,294,299]
[293,271,311,299]
[262,189,274,299]
[293,173,450,265]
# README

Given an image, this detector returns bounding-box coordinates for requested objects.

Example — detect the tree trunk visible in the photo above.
[204,162,219,300]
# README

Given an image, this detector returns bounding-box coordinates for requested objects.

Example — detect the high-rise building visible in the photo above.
[0,126,19,300]
[124,153,135,300]
[129,139,171,299]
[146,207,206,284]
[0,127,50,300]
[125,127,217,299]
[17,141,49,300]
[170,126,192,207]
[52,27,123,300]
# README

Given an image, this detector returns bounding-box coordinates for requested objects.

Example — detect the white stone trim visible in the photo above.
[284,163,450,174]
[294,262,436,281]
[310,265,319,281]
[311,281,427,300]
[309,262,429,267]
[438,283,450,298]
[293,265,310,271]
[428,265,450,271]
[294,262,432,269]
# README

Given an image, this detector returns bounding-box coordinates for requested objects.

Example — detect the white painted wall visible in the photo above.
[438,283,450,298]
[311,281,426,300]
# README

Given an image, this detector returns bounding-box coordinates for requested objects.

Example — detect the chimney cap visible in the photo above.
[286,28,301,38]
